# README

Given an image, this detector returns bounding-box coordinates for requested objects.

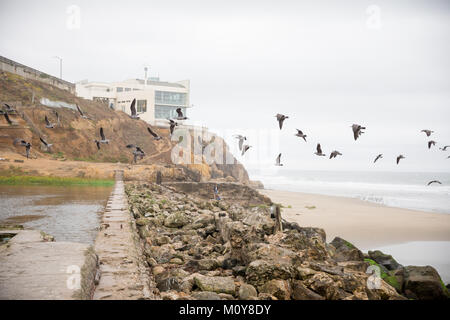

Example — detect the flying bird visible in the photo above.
[126,144,145,163]
[351,124,366,141]
[315,144,326,157]
[233,135,247,151]
[76,104,88,119]
[275,153,283,166]
[94,127,109,150]
[53,110,61,126]
[295,129,307,142]
[421,129,434,137]
[374,154,383,163]
[44,115,56,128]
[396,155,405,165]
[428,141,436,149]
[39,137,53,151]
[169,119,178,135]
[329,150,342,159]
[13,138,32,159]
[130,99,139,119]
[241,145,251,156]
[439,145,450,151]
[427,180,442,186]
[147,127,162,140]
[174,108,188,120]
[275,114,289,130]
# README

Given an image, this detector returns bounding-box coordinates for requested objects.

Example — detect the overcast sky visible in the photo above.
[1,0,449,173]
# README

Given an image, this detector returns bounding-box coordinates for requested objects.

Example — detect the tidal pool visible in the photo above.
[0,185,112,244]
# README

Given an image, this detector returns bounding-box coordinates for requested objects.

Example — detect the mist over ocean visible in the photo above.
[248,169,450,214]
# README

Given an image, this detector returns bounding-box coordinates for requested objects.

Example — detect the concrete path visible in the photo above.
[0,230,96,300]
[93,170,152,300]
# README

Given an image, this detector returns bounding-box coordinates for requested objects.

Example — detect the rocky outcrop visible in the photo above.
[402,266,449,300]
[125,182,409,300]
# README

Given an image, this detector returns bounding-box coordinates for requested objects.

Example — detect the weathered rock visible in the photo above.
[191,291,222,300]
[368,250,402,271]
[194,275,236,295]
[197,258,219,271]
[291,280,325,300]
[246,260,293,288]
[242,209,274,234]
[330,237,364,262]
[238,283,258,300]
[164,212,190,228]
[259,279,291,300]
[403,266,448,300]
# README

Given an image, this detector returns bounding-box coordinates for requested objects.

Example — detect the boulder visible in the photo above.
[330,237,364,262]
[403,266,448,300]
[194,275,236,295]
[246,259,293,288]
[164,212,190,228]
[259,279,291,300]
[291,280,325,300]
[368,250,402,271]
[242,209,274,234]
[238,283,258,300]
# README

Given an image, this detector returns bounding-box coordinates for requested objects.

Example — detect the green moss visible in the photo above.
[0,175,114,186]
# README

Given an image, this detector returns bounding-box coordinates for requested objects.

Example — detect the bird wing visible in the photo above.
[176,108,183,117]
[239,138,243,151]
[130,99,136,115]
[45,115,50,126]
[170,123,175,135]
[100,127,105,140]
[278,118,284,129]
[147,127,158,138]
[13,138,26,146]
[136,146,144,154]
[276,153,281,164]
[296,129,303,135]
[96,141,101,150]
[76,104,84,116]
[317,144,322,154]
[4,112,12,124]
[39,137,48,146]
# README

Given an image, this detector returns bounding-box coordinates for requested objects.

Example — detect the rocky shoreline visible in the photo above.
[125,181,450,300]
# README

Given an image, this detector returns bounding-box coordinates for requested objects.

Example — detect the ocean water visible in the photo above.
[248,170,450,214]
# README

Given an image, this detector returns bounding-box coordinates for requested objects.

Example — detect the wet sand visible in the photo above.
[260,189,450,249]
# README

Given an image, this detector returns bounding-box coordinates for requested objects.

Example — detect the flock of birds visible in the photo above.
[1,102,448,185]
[232,113,448,186]
[1,99,185,163]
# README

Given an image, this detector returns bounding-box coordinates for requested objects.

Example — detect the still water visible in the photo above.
[0,185,112,244]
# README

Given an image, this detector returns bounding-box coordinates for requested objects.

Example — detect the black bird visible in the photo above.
[421,129,434,137]
[233,135,247,151]
[295,129,307,142]
[3,112,15,125]
[428,141,437,149]
[427,180,442,186]
[45,115,56,128]
[169,119,178,135]
[174,108,188,120]
[94,127,109,150]
[275,153,283,166]
[396,155,405,165]
[76,104,88,119]
[439,145,450,151]
[351,124,366,141]
[241,145,251,156]
[315,144,326,157]
[374,154,383,163]
[13,138,31,159]
[147,127,162,140]
[126,144,145,163]
[275,114,289,130]
[39,137,53,152]
[130,99,139,119]
[329,150,342,159]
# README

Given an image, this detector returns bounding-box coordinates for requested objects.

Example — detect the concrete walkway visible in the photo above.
[93,170,152,300]
[0,230,97,300]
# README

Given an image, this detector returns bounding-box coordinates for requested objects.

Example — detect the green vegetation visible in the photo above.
[305,205,316,210]
[364,258,401,291]
[0,175,114,186]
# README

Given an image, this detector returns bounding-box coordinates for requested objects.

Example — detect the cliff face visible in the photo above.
[0,71,249,184]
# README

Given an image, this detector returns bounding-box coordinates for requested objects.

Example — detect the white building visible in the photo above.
[75,77,190,126]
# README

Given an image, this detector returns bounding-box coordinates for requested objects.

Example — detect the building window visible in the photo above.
[125,88,131,92]
[155,91,186,105]
[117,87,123,92]
[137,100,147,113]
[155,105,186,119]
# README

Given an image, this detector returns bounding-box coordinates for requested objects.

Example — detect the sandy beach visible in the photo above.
[260,189,450,249]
